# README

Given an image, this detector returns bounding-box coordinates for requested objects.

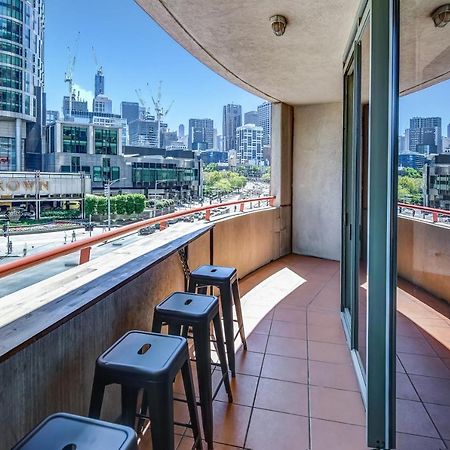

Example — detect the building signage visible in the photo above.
[0,173,91,198]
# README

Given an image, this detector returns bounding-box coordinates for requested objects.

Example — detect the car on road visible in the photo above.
[138,226,156,235]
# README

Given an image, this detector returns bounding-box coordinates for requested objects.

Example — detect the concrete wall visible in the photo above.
[0,208,279,449]
[292,102,343,260]
[398,217,450,304]
[271,103,293,257]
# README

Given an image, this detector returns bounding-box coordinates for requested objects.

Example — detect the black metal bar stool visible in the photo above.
[12,412,137,450]
[152,291,233,449]
[188,265,247,377]
[88,331,202,450]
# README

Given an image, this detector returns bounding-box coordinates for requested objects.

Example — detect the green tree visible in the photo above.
[85,195,97,216]
[97,197,107,215]
[204,163,218,172]
[125,194,135,215]
[116,195,127,215]
[134,194,146,214]
[261,172,271,183]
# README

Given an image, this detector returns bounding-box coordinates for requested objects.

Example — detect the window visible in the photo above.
[0,88,21,112]
[0,53,22,67]
[62,126,88,153]
[93,166,102,182]
[111,167,120,181]
[0,64,22,89]
[0,17,23,44]
[0,136,15,170]
[0,0,23,20]
[94,128,118,155]
[71,156,80,172]
[0,39,22,55]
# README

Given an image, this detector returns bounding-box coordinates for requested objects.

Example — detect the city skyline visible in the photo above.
[45,0,264,136]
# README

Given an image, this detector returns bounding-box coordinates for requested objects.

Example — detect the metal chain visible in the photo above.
[178,247,191,281]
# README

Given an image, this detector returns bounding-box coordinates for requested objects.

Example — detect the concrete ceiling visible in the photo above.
[136,0,450,105]
[135,0,360,105]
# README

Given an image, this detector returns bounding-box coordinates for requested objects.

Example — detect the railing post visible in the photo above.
[205,209,211,221]
[79,247,91,265]
[269,197,275,207]
[160,221,167,230]
[432,211,438,223]
[239,203,245,212]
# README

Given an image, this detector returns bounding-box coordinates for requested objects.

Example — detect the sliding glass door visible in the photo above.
[341,1,399,448]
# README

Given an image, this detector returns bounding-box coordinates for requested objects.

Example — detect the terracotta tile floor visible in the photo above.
[139,254,450,449]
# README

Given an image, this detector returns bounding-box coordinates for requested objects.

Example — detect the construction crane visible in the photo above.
[64,32,80,118]
[151,81,174,148]
[92,45,103,73]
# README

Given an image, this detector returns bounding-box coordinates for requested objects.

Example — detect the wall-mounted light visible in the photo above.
[432,4,450,27]
[270,15,287,36]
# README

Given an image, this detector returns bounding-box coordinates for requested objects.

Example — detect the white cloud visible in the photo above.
[72,83,94,105]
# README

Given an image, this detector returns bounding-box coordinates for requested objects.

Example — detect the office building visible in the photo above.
[408,117,442,154]
[235,123,263,164]
[178,123,185,139]
[121,101,140,124]
[0,0,45,172]
[398,152,426,171]
[93,95,112,114]
[44,120,123,189]
[161,129,178,149]
[222,104,242,152]
[188,118,214,150]
[128,116,158,147]
[424,154,450,209]
[46,110,60,125]
[244,110,258,125]
[94,68,105,97]
[257,101,272,146]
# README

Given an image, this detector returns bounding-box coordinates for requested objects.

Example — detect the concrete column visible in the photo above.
[15,118,22,171]
[270,102,293,258]
[88,125,94,155]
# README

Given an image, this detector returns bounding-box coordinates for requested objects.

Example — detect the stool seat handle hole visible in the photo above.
[62,444,77,450]
[184,299,193,305]
[137,343,152,355]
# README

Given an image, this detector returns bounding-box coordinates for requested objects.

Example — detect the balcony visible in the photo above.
[1,203,449,449]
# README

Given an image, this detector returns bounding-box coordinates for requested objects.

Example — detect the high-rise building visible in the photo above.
[161,130,178,149]
[222,104,242,152]
[0,0,45,171]
[178,124,185,139]
[235,124,263,164]
[188,118,214,150]
[95,68,105,97]
[93,95,112,114]
[121,102,140,124]
[244,110,258,125]
[408,117,442,154]
[128,116,159,147]
[257,102,272,146]
[447,123,450,138]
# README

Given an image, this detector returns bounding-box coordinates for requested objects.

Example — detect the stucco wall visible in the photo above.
[292,103,343,260]
[0,208,279,449]
[398,216,450,304]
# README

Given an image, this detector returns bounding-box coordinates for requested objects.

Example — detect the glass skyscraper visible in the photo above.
[222,104,242,152]
[0,0,45,171]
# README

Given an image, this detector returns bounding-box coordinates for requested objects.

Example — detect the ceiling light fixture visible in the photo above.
[270,15,287,36]
[431,4,450,27]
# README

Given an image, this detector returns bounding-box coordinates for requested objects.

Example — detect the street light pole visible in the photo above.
[105,178,125,231]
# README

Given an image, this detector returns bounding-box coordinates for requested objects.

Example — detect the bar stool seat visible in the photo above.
[189,265,236,282]
[12,412,137,450]
[188,265,247,377]
[89,331,202,450]
[152,292,232,450]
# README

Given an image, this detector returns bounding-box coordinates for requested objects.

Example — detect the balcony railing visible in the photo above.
[398,202,450,224]
[0,196,275,279]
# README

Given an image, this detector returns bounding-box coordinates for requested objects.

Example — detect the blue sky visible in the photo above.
[45,0,450,138]
[44,0,264,135]
[399,79,450,136]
